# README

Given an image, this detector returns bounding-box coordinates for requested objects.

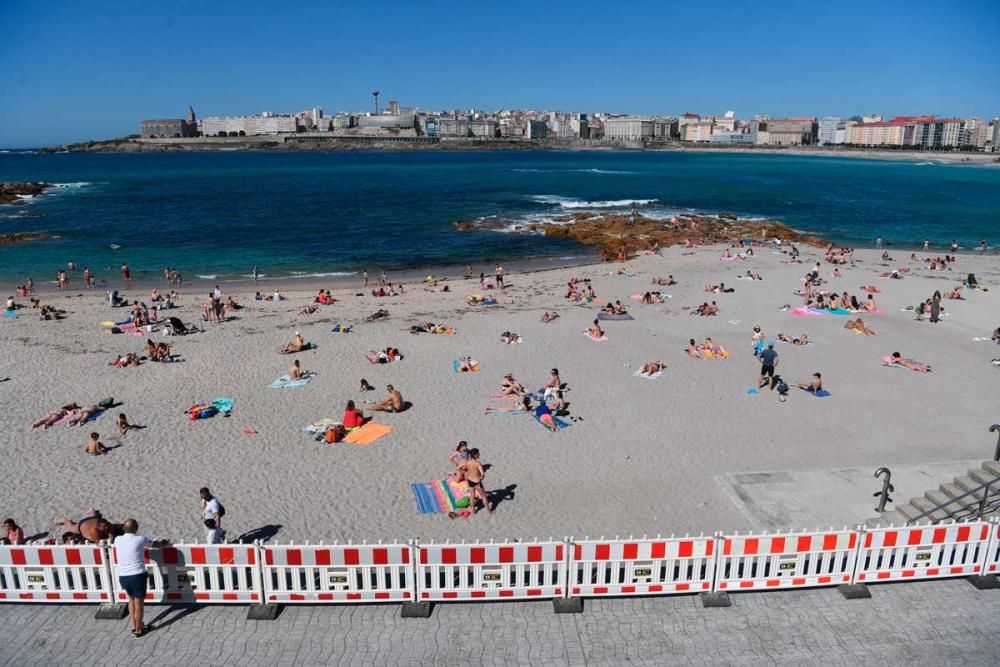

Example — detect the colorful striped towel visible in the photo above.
[411,478,470,514]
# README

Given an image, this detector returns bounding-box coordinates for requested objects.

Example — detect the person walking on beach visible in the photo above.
[113,518,153,637]
[495,264,504,290]
[83,266,93,288]
[465,263,472,279]
[379,270,387,287]
[200,487,223,528]
[362,268,368,287]
[57,270,68,290]
[121,264,131,284]
[875,237,882,249]
[758,342,778,389]
[951,240,958,254]
[252,266,259,283]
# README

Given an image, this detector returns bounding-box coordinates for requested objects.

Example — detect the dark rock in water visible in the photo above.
[0,182,52,205]
[454,221,475,231]
[0,231,51,246]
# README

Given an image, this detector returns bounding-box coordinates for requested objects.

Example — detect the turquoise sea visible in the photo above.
[1,150,998,285]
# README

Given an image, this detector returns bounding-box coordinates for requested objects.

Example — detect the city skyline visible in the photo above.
[2,0,999,148]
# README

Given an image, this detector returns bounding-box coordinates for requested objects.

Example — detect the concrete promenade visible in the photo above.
[0,579,997,666]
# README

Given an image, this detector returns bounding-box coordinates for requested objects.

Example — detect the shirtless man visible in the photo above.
[795,373,823,393]
[85,432,109,456]
[373,385,403,412]
[639,361,665,376]
[543,368,561,398]
[460,449,492,515]
[281,332,307,354]
[55,510,117,543]
[289,359,310,380]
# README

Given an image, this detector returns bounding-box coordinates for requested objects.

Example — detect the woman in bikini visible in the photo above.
[498,374,525,397]
[640,361,665,376]
[687,338,703,358]
[587,319,604,340]
[887,352,932,372]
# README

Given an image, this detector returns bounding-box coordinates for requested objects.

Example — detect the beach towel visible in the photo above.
[302,418,340,434]
[533,413,571,430]
[597,312,634,321]
[972,337,994,343]
[4,309,17,318]
[828,308,852,316]
[452,360,481,373]
[634,369,663,380]
[790,308,824,317]
[489,409,528,415]
[702,348,729,359]
[343,421,392,446]
[810,389,831,398]
[270,374,314,388]
[211,397,235,414]
[777,339,813,347]
[330,325,352,333]
[583,332,609,341]
[412,477,471,514]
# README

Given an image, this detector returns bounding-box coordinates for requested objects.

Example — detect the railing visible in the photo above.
[904,474,1000,525]
[2,519,998,616]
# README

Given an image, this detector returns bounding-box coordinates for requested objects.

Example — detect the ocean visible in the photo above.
[1,150,998,285]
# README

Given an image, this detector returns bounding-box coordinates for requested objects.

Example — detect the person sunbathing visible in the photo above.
[111,353,140,368]
[484,396,530,415]
[695,302,719,316]
[535,400,559,432]
[499,374,525,396]
[702,338,726,356]
[289,359,312,380]
[687,338,703,358]
[639,361,665,376]
[794,373,823,393]
[945,286,964,299]
[500,331,521,344]
[652,275,676,286]
[845,318,875,336]
[886,352,932,372]
[31,403,79,430]
[613,300,628,314]
[68,405,101,426]
[864,294,877,311]
[778,333,809,345]
[745,271,763,281]
[587,319,604,340]
[372,384,403,412]
[280,332,307,354]
[299,305,318,315]
[365,308,389,322]
[55,511,117,544]
[457,356,478,372]
[862,286,881,293]
[540,311,559,323]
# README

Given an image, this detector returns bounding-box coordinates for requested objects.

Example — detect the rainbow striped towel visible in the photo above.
[411,478,471,514]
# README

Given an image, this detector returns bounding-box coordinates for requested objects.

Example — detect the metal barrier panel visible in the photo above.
[0,545,112,603]
[262,544,411,603]
[715,529,858,591]
[417,541,564,600]
[985,518,1000,575]
[112,544,261,604]
[854,521,991,584]
[569,537,714,597]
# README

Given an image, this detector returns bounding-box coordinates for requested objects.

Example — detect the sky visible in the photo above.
[1,0,998,148]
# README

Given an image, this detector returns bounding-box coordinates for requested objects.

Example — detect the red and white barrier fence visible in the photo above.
[0,545,113,602]
[1,519,997,607]
[569,536,714,596]
[111,544,261,604]
[416,541,564,600]
[261,543,412,603]
[714,529,858,592]
[853,522,991,584]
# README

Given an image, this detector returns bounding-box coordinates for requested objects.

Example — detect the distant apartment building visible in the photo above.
[199,112,297,136]
[848,121,906,146]
[604,117,655,141]
[707,112,737,132]
[653,118,678,140]
[469,119,498,138]
[525,120,548,139]
[964,118,989,148]
[753,118,817,145]
[817,116,841,145]
[709,131,754,145]
[681,121,714,142]
[862,114,883,124]
[677,113,701,130]
[357,113,416,130]
[140,106,198,138]
[436,117,469,137]
[991,119,1000,152]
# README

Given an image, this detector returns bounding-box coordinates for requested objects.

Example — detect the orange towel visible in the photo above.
[344,422,393,446]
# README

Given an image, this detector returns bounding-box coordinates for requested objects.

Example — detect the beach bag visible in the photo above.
[98,397,114,409]
[324,426,344,443]
[217,502,226,518]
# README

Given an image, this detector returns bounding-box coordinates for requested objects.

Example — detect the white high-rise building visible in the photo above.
[818,117,841,145]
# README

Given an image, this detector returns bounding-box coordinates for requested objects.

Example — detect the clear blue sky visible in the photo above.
[2,0,998,147]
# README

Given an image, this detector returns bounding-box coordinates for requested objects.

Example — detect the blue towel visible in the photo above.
[3,310,16,318]
[411,482,442,514]
[533,413,571,430]
[812,389,831,398]
[270,374,314,388]
[211,397,236,413]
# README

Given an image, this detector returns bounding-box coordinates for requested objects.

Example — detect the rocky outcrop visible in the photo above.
[0,181,51,205]
[0,231,52,246]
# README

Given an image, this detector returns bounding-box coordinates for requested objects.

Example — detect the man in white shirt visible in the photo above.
[113,518,152,637]
[200,487,222,528]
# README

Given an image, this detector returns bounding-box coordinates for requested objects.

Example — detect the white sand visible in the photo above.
[2,246,997,543]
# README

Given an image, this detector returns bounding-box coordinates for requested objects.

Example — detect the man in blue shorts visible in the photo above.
[113,518,152,637]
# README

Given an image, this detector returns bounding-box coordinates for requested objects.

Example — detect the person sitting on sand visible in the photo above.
[373,385,403,412]
[289,359,312,380]
[795,373,823,393]
[359,378,372,392]
[778,333,810,345]
[551,390,567,414]
[342,400,365,429]
[299,304,318,315]
[613,300,628,314]
[2,519,24,545]
[55,510,117,544]
[587,319,605,340]
[992,327,1000,344]
[110,353,140,368]
[540,311,559,323]
[695,301,719,316]
[639,361,665,376]
[944,286,964,300]
[500,331,522,345]
[225,296,242,311]
[687,338,703,358]
[499,374,525,397]
[543,368,561,398]
[845,318,875,336]
[600,301,616,314]
[887,352,932,372]
[864,294,877,311]
[280,332,307,354]
[85,432,109,456]
[703,338,725,356]
[651,275,676,286]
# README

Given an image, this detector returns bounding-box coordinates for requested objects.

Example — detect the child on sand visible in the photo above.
[85,432,108,456]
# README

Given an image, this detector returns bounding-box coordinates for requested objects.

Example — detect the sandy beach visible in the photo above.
[1,245,997,545]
